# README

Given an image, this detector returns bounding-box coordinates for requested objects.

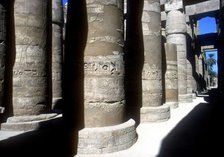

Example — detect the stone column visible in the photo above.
[52,0,63,109]
[186,23,196,99]
[77,0,137,154]
[141,0,170,122]
[1,0,57,131]
[166,10,192,103]
[0,3,6,114]
[165,43,178,108]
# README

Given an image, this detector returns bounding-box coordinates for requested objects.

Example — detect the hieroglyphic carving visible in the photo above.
[13,0,48,116]
[84,55,124,76]
[142,64,162,80]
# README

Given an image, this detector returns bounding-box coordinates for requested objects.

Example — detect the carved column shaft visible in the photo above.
[13,0,49,116]
[142,0,162,107]
[0,3,6,113]
[78,1,137,154]
[52,0,63,108]
[165,43,178,108]
[166,10,192,103]
[84,0,125,127]
[140,0,170,122]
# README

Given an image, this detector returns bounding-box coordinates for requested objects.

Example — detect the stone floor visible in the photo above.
[1,93,223,157]
[76,96,208,157]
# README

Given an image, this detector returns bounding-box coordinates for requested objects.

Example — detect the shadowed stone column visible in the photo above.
[186,23,196,99]
[1,0,57,131]
[141,0,170,122]
[52,0,63,109]
[77,0,137,154]
[165,43,178,109]
[219,0,224,96]
[166,10,192,103]
[0,3,6,114]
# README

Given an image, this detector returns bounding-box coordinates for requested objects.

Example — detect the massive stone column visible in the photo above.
[0,3,6,114]
[52,0,63,109]
[186,23,196,99]
[141,0,170,122]
[77,0,137,154]
[166,10,192,103]
[1,0,57,131]
[165,43,178,108]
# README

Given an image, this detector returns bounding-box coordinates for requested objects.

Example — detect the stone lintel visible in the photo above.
[1,114,61,131]
[185,0,220,16]
[140,104,170,123]
[178,94,193,103]
[77,119,137,154]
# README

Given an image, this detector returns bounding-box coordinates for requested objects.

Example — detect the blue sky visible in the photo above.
[199,17,218,73]
[63,0,67,5]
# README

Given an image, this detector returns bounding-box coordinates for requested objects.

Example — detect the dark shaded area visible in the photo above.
[124,0,144,126]
[161,35,167,104]
[62,0,87,130]
[0,0,88,156]
[0,118,77,157]
[197,33,218,49]
[1,0,15,122]
[218,4,224,98]
[158,89,224,157]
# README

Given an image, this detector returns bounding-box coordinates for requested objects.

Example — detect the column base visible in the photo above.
[0,113,60,131]
[140,104,170,123]
[77,119,137,154]
[165,102,178,109]
[179,94,193,103]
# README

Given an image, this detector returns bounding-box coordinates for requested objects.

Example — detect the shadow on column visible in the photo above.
[124,0,144,126]
[0,0,88,157]
[157,93,224,157]
[1,0,15,123]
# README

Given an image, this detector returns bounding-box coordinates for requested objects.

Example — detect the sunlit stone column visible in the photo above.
[0,3,6,114]
[140,0,170,122]
[52,0,63,109]
[78,0,137,154]
[166,10,192,103]
[165,43,178,108]
[1,0,57,131]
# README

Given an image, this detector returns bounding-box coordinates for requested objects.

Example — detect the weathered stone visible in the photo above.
[77,119,137,154]
[185,0,220,16]
[165,0,183,12]
[78,0,137,154]
[166,10,192,103]
[166,10,187,35]
[0,3,6,113]
[140,104,170,122]
[165,43,178,109]
[52,0,63,109]
[1,114,62,131]
[141,0,170,122]
[13,0,49,116]
[85,0,125,127]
